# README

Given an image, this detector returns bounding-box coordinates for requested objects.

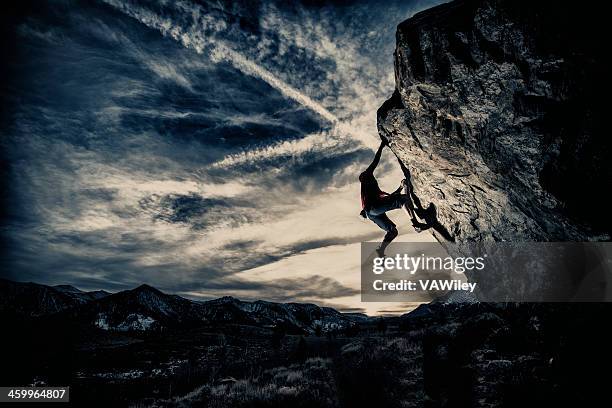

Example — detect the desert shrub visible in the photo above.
[162,358,338,408]
[334,337,423,408]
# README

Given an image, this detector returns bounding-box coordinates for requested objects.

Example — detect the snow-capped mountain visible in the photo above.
[88,284,212,331]
[88,287,358,333]
[200,296,357,333]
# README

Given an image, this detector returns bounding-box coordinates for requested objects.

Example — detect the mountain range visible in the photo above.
[0,279,367,334]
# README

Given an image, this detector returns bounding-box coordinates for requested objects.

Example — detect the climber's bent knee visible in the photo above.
[384,227,398,243]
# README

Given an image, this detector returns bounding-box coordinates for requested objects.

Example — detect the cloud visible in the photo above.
[100,0,343,127]
[2,0,444,315]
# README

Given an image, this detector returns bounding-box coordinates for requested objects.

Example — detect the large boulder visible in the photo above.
[378,0,610,242]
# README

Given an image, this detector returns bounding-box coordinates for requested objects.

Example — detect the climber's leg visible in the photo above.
[407,184,427,219]
[400,177,430,222]
[368,194,408,217]
[399,179,430,231]
[367,213,398,256]
[378,227,399,256]
[368,193,425,234]
[401,179,417,220]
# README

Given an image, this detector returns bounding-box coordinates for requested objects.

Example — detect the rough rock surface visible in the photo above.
[378,0,610,242]
[380,5,612,404]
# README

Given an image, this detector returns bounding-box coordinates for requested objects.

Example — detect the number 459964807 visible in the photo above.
[3,387,68,402]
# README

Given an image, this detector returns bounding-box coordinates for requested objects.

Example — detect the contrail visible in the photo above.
[102,0,339,124]
[210,128,357,169]
[212,45,338,123]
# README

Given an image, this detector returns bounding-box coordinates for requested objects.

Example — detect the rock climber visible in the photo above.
[359,139,429,256]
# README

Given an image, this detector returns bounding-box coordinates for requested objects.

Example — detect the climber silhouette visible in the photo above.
[359,140,429,256]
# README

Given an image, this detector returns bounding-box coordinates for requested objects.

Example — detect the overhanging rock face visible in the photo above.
[378,0,610,242]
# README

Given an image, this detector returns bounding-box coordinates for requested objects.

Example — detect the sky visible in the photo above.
[0,0,443,315]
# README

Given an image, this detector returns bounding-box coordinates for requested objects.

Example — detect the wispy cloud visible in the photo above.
[101,0,342,125]
[2,0,442,315]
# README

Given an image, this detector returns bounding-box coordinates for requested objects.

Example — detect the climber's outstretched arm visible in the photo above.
[364,141,386,175]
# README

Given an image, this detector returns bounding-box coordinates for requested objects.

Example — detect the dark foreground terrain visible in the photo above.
[2,279,611,407]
